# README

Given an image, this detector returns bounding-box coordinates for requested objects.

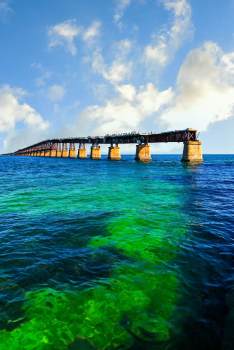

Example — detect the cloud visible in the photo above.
[144,0,192,68]
[116,84,136,101]
[2,127,48,153]
[89,1,191,87]
[160,42,234,131]
[0,86,50,152]
[82,20,101,44]
[114,0,132,28]
[48,20,101,55]
[45,1,234,148]
[90,39,133,85]
[48,84,65,102]
[76,83,173,135]
[91,49,132,84]
[48,19,81,55]
[79,40,234,137]
[0,86,49,133]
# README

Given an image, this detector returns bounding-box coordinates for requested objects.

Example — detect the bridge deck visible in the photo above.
[14,129,198,154]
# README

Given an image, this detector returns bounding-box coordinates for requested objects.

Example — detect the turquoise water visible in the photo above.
[0,155,233,349]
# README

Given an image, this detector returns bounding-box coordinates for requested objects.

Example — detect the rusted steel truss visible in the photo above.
[14,128,198,155]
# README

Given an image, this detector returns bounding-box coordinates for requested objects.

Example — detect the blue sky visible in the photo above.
[0,0,234,153]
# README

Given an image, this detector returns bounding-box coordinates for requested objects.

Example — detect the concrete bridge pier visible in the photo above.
[182,141,203,163]
[135,143,151,162]
[50,144,57,157]
[69,143,77,158]
[45,149,50,157]
[40,150,45,157]
[78,144,87,159]
[62,143,69,158]
[90,145,101,160]
[56,143,62,157]
[108,144,121,160]
[50,150,57,157]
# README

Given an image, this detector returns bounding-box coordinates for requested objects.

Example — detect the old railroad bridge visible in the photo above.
[13,128,203,162]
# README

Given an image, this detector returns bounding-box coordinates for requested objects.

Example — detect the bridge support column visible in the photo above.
[108,144,121,160]
[62,143,69,158]
[182,141,203,163]
[78,144,87,159]
[50,146,57,157]
[56,144,62,157]
[90,145,101,160]
[40,150,45,157]
[135,143,151,162]
[69,143,77,158]
[44,150,50,157]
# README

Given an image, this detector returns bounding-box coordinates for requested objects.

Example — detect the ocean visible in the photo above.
[0,155,233,349]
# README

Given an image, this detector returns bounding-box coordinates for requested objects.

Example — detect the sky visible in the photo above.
[0,0,234,154]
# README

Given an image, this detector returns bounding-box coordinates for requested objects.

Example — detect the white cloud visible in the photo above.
[79,40,234,137]
[89,39,133,85]
[114,0,132,28]
[48,84,65,102]
[116,84,136,101]
[82,21,101,44]
[48,19,81,55]
[160,42,234,131]
[3,128,47,153]
[92,50,132,84]
[105,61,132,84]
[0,86,49,152]
[48,20,102,55]
[45,2,234,149]
[0,86,49,133]
[144,0,192,68]
[77,83,173,135]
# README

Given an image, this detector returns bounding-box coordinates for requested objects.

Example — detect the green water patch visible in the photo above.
[90,214,185,264]
[0,173,188,349]
[0,267,178,349]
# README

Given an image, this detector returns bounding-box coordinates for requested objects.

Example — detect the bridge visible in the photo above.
[13,128,203,162]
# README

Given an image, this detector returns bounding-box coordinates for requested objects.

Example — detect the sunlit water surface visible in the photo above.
[0,155,233,350]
